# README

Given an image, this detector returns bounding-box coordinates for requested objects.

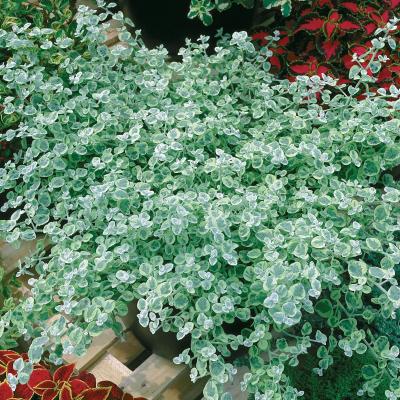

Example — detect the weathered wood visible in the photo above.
[159,373,206,400]
[120,354,185,400]
[0,239,44,275]
[103,20,122,47]
[108,331,145,365]
[62,309,141,370]
[63,329,118,370]
[223,366,248,400]
[89,353,133,385]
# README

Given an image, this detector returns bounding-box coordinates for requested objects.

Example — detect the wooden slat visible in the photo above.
[103,20,123,47]
[159,373,206,400]
[222,366,248,400]
[63,329,118,370]
[89,353,133,385]
[108,331,145,365]
[0,239,44,275]
[119,354,185,400]
[62,309,139,370]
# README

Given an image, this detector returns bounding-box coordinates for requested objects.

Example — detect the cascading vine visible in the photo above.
[0,2,399,399]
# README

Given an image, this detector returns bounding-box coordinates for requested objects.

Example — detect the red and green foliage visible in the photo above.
[253,0,400,88]
[0,351,146,400]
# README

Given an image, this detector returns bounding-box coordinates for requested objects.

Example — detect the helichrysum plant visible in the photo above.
[0,0,81,163]
[0,2,400,399]
[188,0,306,25]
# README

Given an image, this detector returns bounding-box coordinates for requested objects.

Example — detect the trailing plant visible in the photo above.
[188,0,306,25]
[252,0,400,89]
[0,350,146,400]
[285,348,389,399]
[0,0,81,165]
[0,265,21,349]
[0,2,400,399]
[0,0,75,31]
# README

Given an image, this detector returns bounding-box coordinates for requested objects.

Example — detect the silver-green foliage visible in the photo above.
[0,3,400,399]
[188,0,306,25]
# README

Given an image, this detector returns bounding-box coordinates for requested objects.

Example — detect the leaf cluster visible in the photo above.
[252,0,400,90]
[0,0,81,165]
[0,3,399,399]
[188,0,306,25]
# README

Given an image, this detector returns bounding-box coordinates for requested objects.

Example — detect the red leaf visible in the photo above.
[363,5,377,14]
[122,395,133,400]
[54,364,75,383]
[371,11,390,25]
[98,381,122,399]
[28,370,53,393]
[75,372,96,389]
[41,389,58,400]
[328,11,340,22]
[78,388,111,400]
[290,64,310,74]
[322,40,340,59]
[382,10,390,22]
[70,379,90,396]
[270,55,281,70]
[278,36,290,46]
[297,18,325,32]
[0,365,7,376]
[316,65,329,75]
[251,32,267,42]
[0,381,13,400]
[31,380,56,396]
[351,45,368,57]
[364,22,377,35]
[387,0,400,9]
[60,386,73,400]
[389,65,400,73]
[378,67,392,81]
[339,21,360,31]
[300,8,313,16]
[315,0,333,7]
[0,351,19,363]
[337,77,350,85]
[341,2,358,12]
[324,22,337,39]
[14,384,33,400]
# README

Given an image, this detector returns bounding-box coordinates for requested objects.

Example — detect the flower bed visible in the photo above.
[252,0,400,89]
[0,1,399,400]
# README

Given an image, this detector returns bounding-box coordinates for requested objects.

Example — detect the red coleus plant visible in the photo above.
[0,351,146,400]
[252,0,400,88]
